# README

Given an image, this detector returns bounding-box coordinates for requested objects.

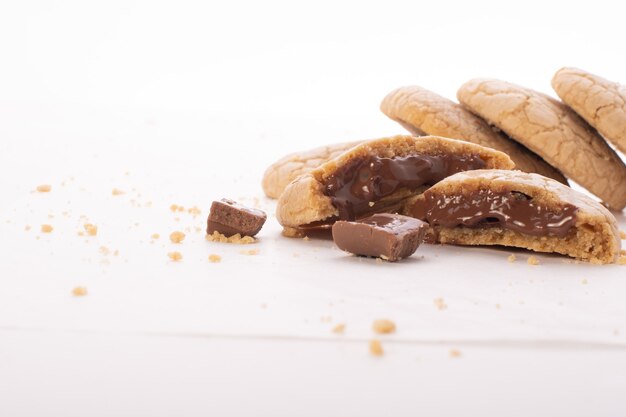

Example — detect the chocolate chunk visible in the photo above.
[323,154,486,220]
[408,189,578,238]
[332,213,427,262]
[207,199,267,237]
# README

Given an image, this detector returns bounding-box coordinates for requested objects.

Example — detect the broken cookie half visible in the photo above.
[404,170,621,264]
[276,135,515,231]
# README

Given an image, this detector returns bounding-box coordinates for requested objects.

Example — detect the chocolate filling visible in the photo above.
[408,189,578,238]
[323,154,486,220]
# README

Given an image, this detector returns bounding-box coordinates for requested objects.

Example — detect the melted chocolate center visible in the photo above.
[409,189,578,237]
[323,154,486,220]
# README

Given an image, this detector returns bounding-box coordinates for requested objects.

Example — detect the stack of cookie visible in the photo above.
[262,68,625,264]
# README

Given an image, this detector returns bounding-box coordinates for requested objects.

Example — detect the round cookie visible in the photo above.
[457,79,626,211]
[552,67,626,154]
[381,86,567,183]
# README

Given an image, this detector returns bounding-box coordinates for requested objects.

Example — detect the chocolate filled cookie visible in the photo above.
[276,135,515,231]
[403,170,621,264]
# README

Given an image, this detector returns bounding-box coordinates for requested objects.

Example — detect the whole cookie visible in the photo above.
[552,67,626,154]
[457,79,626,210]
[262,140,363,199]
[381,85,566,183]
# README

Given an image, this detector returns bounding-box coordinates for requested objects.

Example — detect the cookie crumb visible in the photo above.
[111,188,125,196]
[495,303,501,309]
[187,206,202,217]
[169,231,186,243]
[167,251,183,261]
[434,297,448,311]
[36,184,51,193]
[375,258,383,264]
[507,254,516,262]
[208,254,221,263]
[169,204,179,212]
[72,286,87,297]
[368,202,375,207]
[41,224,53,233]
[620,230,626,240]
[84,223,98,236]
[282,227,305,238]
[240,249,259,255]
[332,323,346,334]
[449,349,462,358]
[99,246,110,255]
[582,278,588,285]
[151,233,160,240]
[206,230,255,244]
[618,255,626,265]
[369,339,384,356]
[303,236,310,241]
[527,256,540,265]
[372,319,396,334]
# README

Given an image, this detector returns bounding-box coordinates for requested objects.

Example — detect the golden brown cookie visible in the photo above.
[276,135,515,230]
[262,140,363,199]
[457,79,626,210]
[552,67,626,154]
[381,85,567,183]
[403,170,621,264]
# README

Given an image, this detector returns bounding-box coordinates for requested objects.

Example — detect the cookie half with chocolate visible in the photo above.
[404,170,621,264]
[381,85,566,183]
[276,135,515,231]
[552,67,626,155]
[262,140,363,199]
[457,78,626,210]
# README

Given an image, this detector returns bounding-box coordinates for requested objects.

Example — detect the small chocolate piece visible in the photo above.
[207,199,267,237]
[332,213,427,262]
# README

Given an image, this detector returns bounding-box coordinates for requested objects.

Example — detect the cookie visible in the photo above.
[404,170,621,264]
[381,85,567,183]
[552,67,626,154]
[262,140,363,199]
[276,135,515,230]
[457,79,626,210]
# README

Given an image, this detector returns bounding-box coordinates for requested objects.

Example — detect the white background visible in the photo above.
[1,1,626,416]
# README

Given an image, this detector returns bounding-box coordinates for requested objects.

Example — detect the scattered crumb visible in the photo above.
[24,225,31,231]
[527,256,540,265]
[495,303,501,310]
[169,231,186,243]
[72,286,87,297]
[379,254,389,261]
[187,206,202,217]
[99,246,110,255]
[151,233,160,240]
[208,254,221,263]
[332,323,346,334]
[169,204,179,212]
[41,224,53,233]
[84,223,98,236]
[369,339,384,356]
[36,184,51,193]
[582,278,588,285]
[206,230,255,244]
[618,255,626,265]
[375,258,383,264]
[620,230,626,240]
[113,250,119,256]
[303,236,310,241]
[449,349,462,358]
[111,188,125,196]
[167,251,183,261]
[281,227,305,238]
[434,297,448,311]
[372,319,396,334]
[240,249,259,255]
[507,254,516,262]
[368,202,375,207]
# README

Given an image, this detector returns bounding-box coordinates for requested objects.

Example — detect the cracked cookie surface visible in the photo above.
[552,67,626,155]
[458,79,626,210]
[381,85,566,183]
